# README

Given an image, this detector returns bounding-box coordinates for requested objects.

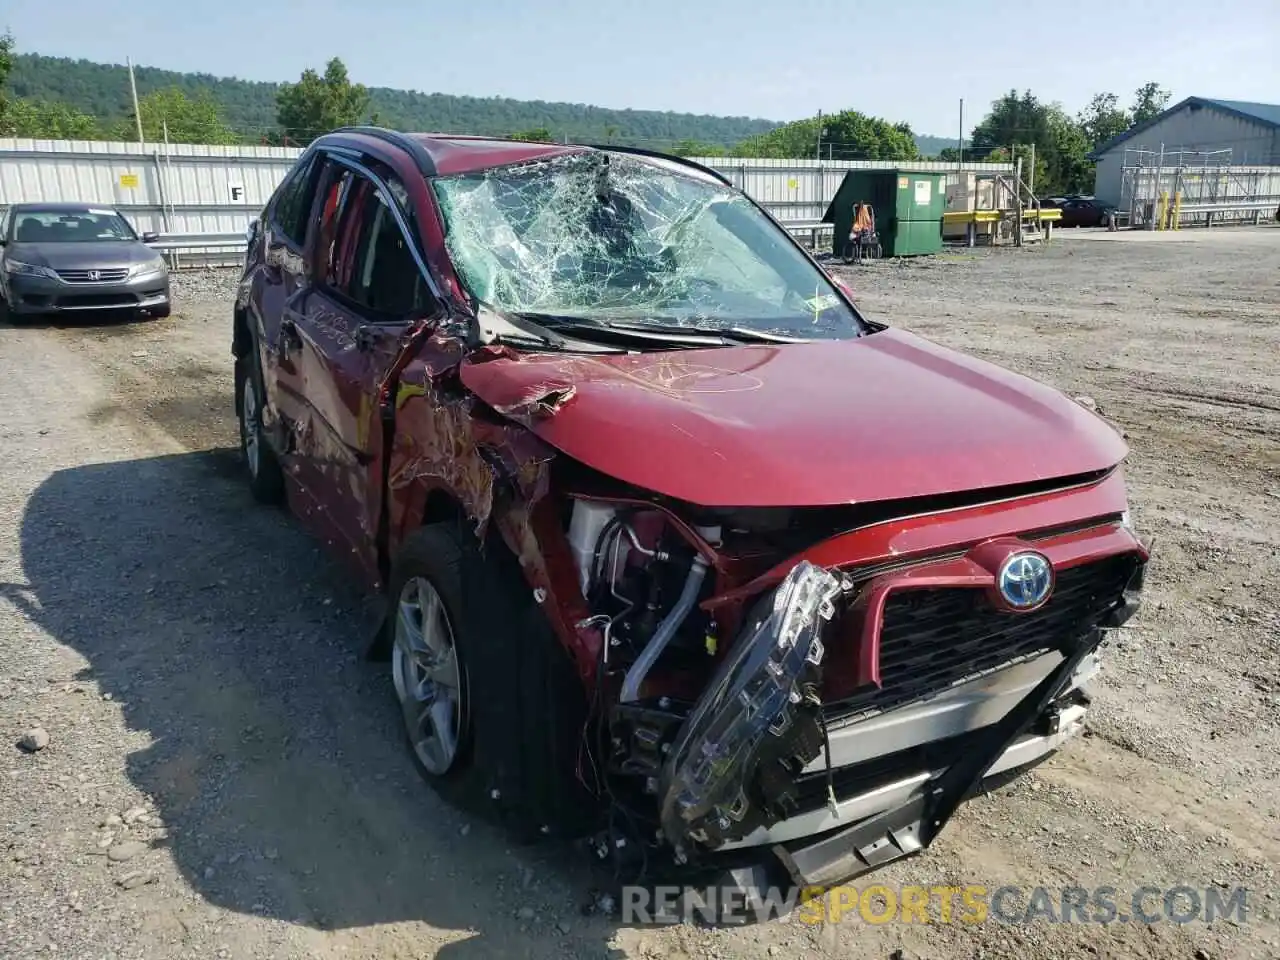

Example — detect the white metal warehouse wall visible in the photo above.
[1091,102,1280,207]
[0,138,1014,234]
[0,139,301,236]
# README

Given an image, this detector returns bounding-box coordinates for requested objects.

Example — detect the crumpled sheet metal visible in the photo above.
[390,378,500,535]
[388,337,556,543]
[387,334,598,676]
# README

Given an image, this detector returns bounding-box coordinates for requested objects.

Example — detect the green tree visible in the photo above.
[1080,92,1131,148]
[7,50,781,148]
[1131,82,1171,124]
[510,127,554,142]
[0,32,15,129]
[1045,107,1091,193]
[971,91,1093,194]
[115,87,237,143]
[5,98,101,138]
[734,109,918,160]
[276,57,370,143]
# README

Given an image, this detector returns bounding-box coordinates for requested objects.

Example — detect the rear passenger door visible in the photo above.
[252,151,325,423]
[284,158,438,582]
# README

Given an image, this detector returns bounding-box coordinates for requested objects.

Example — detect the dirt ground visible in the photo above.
[1,227,1277,960]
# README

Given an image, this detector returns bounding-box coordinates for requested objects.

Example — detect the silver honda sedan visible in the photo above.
[0,203,170,322]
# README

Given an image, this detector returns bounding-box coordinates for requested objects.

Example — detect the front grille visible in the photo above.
[55,293,137,307]
[824,554,1140,722]
[56,268,130,283]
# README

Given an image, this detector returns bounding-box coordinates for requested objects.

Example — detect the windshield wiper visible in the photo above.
[514,313,803,348]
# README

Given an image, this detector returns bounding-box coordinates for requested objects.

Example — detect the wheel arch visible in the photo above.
[232,305,253,360]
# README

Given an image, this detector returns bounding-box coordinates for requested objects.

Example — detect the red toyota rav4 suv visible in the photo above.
[233,127,1147,895]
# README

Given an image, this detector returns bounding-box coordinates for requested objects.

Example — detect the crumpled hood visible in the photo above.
[8,241,157,270]
[459,328,1128,507]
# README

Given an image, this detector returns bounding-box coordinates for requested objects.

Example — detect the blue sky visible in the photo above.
[5,0,1278,134]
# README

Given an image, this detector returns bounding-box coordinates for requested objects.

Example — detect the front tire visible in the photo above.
[235,351,285,503]
[388,522,597,840]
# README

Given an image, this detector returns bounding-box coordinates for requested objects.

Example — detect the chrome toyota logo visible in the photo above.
[997,551,1054,610]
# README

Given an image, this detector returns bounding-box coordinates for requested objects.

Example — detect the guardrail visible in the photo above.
[780,219,832,250]
[150,232,248,251]
[151,232,247,270]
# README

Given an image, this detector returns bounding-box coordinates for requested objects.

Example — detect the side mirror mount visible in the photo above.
[830,275,856,301]
[141,231,160,244]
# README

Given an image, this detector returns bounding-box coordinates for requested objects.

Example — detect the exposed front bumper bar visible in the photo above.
[770,630,1104,889]
[724,654,1096,849]
[732,702,1087,853]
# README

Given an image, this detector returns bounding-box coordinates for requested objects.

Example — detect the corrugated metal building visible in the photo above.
[0,139,302,236]
[1091,97,1280,208]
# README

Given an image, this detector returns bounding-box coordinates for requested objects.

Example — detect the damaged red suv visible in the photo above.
[233,127,1147,893]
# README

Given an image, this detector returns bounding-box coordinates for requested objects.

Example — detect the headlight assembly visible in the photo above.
[131,260,167,278]
[4,260,58,280]
[657,561,846,852]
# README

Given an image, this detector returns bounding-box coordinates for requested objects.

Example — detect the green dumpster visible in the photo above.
[822,169,947,257]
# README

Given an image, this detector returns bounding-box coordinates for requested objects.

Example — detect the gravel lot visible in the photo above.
[1,227,1277,960]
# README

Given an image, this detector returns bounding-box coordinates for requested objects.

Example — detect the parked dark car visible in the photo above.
[233,128,1147,900]
[1057,197,1117,228]
[0,203,170,322]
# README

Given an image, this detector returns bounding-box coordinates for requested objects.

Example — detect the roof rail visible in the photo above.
[583,143,733,188]
[328,126,437,177]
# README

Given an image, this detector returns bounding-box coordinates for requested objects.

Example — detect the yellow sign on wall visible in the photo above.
[119,173,139,189]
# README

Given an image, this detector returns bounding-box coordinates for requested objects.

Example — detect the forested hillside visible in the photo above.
[7,53,781,147]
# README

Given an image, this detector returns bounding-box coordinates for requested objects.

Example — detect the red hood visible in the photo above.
[459,329,1128,507]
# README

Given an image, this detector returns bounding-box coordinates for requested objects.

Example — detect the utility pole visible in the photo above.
[127,57,144,145]
[815,109,823,161]
[958,98,964,167]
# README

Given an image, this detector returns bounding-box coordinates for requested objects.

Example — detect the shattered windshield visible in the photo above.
[430,152,862,341]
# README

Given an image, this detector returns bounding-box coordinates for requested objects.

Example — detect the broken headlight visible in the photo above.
[657,561,845,852]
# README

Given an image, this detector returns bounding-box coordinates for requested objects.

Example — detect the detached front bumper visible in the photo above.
[5,270,170,315]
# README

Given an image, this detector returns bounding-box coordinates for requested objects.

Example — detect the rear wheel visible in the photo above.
[235,351,285,503]
[388,522,597,840]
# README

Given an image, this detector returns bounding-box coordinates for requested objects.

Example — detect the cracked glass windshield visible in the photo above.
[430,152,862,341]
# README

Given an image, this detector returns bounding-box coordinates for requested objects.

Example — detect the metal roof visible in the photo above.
[1091,96,1280,158]
[1198,99,1280,128]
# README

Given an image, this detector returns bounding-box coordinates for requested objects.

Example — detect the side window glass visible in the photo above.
[272,154,322,246]
[328,184,429,319]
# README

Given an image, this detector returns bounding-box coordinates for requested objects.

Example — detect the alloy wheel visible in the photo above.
[241,375,261,478]
[392,576,465,775]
